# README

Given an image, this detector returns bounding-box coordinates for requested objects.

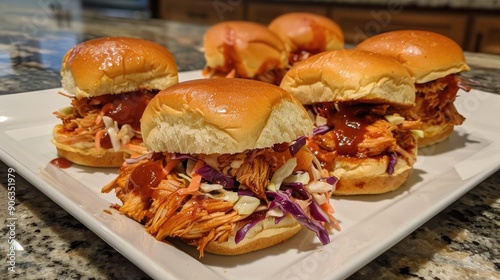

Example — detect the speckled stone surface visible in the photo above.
[1,2,499,280]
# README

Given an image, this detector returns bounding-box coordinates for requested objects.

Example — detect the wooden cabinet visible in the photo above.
[246,2,327,25]
[158,0,244,25]
[330,7,468,47]
[156,0,499,55]
[469,16,500,55]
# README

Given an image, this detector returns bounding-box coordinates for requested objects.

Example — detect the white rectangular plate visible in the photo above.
[1,71,499,280]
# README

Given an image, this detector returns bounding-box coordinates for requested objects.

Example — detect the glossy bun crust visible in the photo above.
[269,12,344,54]
[203,21,288,78]
[61,37,178,98]
[280,49,415,106]
[355,30,469,83]
[141,78,313,154]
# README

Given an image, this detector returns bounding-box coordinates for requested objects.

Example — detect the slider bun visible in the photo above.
[51,125,127,167]
[204,215,302,255]
[280,49,415,106]
[418,123,454,147]
[269,12,344,54]
[141,78,313,154]
[355,30,469,83]
[61,37,179,98]
[203,21,288,78]
[331,148,417,195]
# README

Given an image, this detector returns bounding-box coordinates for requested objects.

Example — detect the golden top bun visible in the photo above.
[61,37,179,98]
[331,147,417,195]
[280,49,415,106]
[203,21,288,78]
[355,30,470,83]
[141,78,313,154]
[269,13,344,54]
[204,214,302,255]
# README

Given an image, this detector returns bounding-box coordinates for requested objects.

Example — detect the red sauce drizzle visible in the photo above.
[128,160,166,201]
[272,142,289,153]
[308,103,370,169]
[289,19,328,65]
[50,157,72,169]
[100,91,156,131]
[220,26,282,80]
[330,104,370,156]
[99,132,113,149]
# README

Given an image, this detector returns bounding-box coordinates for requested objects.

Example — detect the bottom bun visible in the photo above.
[52,125,128,167]
[203,215,302,255]
[418,123,454,147]
[331,152,416,195]
[54,145,127,168]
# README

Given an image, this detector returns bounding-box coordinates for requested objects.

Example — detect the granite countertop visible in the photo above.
[1,2,499,280]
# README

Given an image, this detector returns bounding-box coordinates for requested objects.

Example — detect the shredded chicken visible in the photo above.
[357,119,398,157]
[308,102,420,169]
[235,153,269,201]
[102,147,334,257]
[101,151,276,256]
[53,90,155,150]
[53,96,103,145]
[403,74,465,127]
[202,67,286,85]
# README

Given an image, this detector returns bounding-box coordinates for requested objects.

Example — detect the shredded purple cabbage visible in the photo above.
[309,200,329,223]
[124,152,153,164]
[195,165,236,189]
[235,211,266,244]
[313,125,332,135]
[281,181,310,200]
[171,153,197,161]
[266,190,330,245]
[386,152,397,175]
[320,176,338,185]
[289,136,306,156]
[237,189,255,197]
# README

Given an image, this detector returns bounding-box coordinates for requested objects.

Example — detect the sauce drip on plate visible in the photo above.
[50,157,72,169]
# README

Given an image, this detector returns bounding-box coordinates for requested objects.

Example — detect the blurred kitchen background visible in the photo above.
[2,0,499,54]
[78,0,500,54]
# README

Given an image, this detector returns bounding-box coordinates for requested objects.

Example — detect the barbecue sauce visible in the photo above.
[330,104,369,156]
[309,103,370,169]
[50,157,72,169]
[128,160,166,201]
[100,91,156,131]
[289,19,328,65]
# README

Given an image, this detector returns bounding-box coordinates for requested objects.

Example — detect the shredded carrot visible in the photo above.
[320,193,335,214]
[95,112,104,125]
[123,143,148,154]
[163,159,181,174]
[95,129,106,149]
[225,69,236,78]
[177,159,204,196]
[129,152,141,159]
[57,91,74,98]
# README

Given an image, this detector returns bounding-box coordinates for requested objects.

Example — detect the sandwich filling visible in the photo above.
[102,141,339,257]
[54,89,157,155]
[203,67,288,86]
[306,102,420,171]
[401,74,470,134]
